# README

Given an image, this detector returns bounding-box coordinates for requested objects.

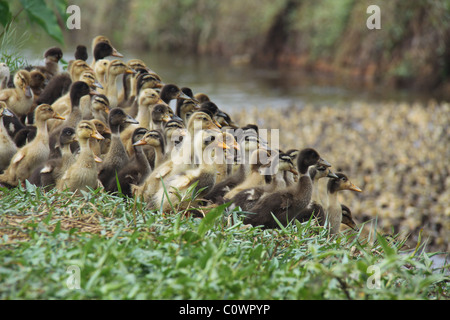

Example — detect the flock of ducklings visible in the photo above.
[2,35,444,247]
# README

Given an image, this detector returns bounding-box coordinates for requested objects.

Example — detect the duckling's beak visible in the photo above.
[289,168,299,175]
[125,115,139,124]
[91,131,104,140]
[217,141,230,150]
[213,119,222,129]
[52,112,65,120]
[327,171,339,179]
[348,183,362,192]
[2,108,14,117]
[162,114,171,122]
[93,80,103,90]
[104,107,110,114]
[133,138,147,146]
[24,85,32,98]
[156,98,166,105]
[178,92,192,100]
[94,155,103,163]
[154,82,164,89]
[126,68,137,74]
[317,158,331,168]
[112,48,124,58]
[103,127,112,135]
[171,115,183,122]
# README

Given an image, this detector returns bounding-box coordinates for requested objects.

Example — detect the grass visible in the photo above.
[0,183,448,300]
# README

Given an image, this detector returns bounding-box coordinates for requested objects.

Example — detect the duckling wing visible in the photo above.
[0,90,11,101]
[12,151,25,164]
[244,192,295,228]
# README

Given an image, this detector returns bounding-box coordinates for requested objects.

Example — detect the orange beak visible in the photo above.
[132,139,147,146]
[349,183,362,192]
[52,112,65,120]
[91,131,104,140]
[94,155,103,163]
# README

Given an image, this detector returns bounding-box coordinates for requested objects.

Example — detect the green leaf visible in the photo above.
[19,0,64,44]
[0,1,12,27]
[197,203,228,237]
[376,233,396,257]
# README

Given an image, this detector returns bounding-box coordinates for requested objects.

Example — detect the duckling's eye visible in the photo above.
[341,177,347,181]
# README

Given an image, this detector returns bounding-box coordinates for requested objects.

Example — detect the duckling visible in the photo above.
[33,47,63,80]
[90,36,123,68]
[0,104,64,187]
[88,94,110,123]
[98,108,138,187]
[36,72,72,106]
[284,149,299,186]
[102,60,135,108]
[323,173,362,234]
[49,81,96,139]
[230,152,299,211]
[0,63,10,89]
[0,103,17,172]
[224,148,272,200]
[163,119,186,156]
[28,127,77,188]
[119,59,153,104]
[293,165,339,226]
[215,132,240,183]
[176,88,199,123]
[121,88,163,154]
[150,103,171,131]
[93,59,110,89]
[89,119,111,157]
[0,70,33,118]
[29,70,46,102]
[13,125,37,148]
[74,45,88,61]
[203,131,259,203]
[68,60,92,82]
[57,121,104,193]
[243,148,331,229]
[340,204,359,232]
[194,93,211,103]
[106,127,151,196]
[199,101,230,127]
[133,129,166,170]
[159,84,191,106]
[151,130,229,212]
[122,73,165,116]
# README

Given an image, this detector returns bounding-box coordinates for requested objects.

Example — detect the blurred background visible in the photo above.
[1,0,449,254]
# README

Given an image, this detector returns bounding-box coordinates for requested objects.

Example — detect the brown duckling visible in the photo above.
[56,121,104,193]
[293,165,339,226]
[33,47,63,80]
[150,103,171,131]
[0,104,64,187]
[106,127,151,196]
[88,94,110,123]
[230,152,299,211]
[122,72,164,115]
[36,72,72,106]
[243,148,331,229]
[0,103,17,172]
[323,173,362,234]
[0,70,33,118]
[28,127,77,189]
[74,45,88,61]
[159,84,191,105]
[90,36,123,68]
[98,108,138,187]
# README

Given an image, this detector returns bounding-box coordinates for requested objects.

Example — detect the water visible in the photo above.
[23,46,434,112]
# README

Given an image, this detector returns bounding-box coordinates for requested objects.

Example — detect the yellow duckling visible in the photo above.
[0,104,64,187]
[0,70,33,118]
[56,120,104,193]
[0,102,17,172]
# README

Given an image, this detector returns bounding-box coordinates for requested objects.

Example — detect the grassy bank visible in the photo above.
[0,184,448,300]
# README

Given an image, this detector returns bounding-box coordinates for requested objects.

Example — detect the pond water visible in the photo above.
[24,46,434,112]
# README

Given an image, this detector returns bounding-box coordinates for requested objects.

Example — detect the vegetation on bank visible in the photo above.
[62,0,450,94]
[0,184,448,300]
